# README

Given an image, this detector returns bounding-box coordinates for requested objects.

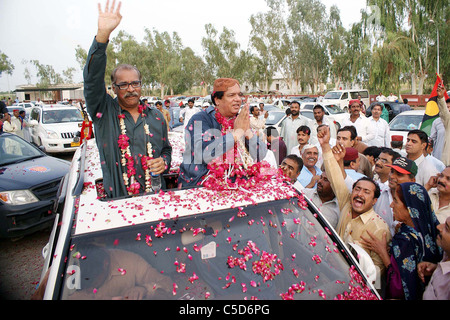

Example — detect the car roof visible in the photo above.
[40,104,79,110]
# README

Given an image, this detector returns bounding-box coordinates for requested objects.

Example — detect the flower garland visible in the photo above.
[118,107,154,195]
[201,108,281,192]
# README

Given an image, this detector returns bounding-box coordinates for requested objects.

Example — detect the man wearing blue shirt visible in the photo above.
[297,144,322,188]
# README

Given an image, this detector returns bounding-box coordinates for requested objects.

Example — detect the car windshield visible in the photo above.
[266,112,286,126]
[43,109,84,124]
[0,134,43,166]
[57,197,377,300]
[324,104,344,114]
[323,92,341,99]
[389,114,423,131]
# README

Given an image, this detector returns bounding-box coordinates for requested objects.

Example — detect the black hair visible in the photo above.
[352,177,381,199]
[250,105,257,113]
[284,154,303,173]
[211,91,224,106]
[407,129,428,144]
[379,147,401,161]
[155,101,162,106]
[362,146,382,158]
[338,125,357,140]
[313,104,325,112]
[290,101,300,107]
[265,126,279,138]
[296,125,311,135]
[188,98,195,104]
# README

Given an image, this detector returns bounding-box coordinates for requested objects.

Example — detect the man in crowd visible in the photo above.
[280,154,303,186]
[341,100,375,145]
[376,92,386,102]
[290,125,311,157]
[425,166,450,224]
[372,149,402,235]
[180,98,200,129]
[336,126,373,178]
[83,1,172,198]
[249,105,267,135]
[405,129,438,186]
[318,125,391,274]
[367,103,390,147]
[178,78,267,187]
[343,147,366,189]
[432,83,450,165]
[303,171,340,228]
[155,101,171,132]
[280,101,311,152]
[391,135,406,157]
[297,144,321,188]
[309,104,337,144]
[265,126,287,166]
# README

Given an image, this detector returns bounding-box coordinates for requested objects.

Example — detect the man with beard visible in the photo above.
[280,101,311,152]
[83,1,172,198]
[318,125,391,274]
[303,171,339,228]
[425,166,450,224]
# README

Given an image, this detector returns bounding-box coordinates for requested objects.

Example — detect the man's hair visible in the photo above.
[188,98,195,104]
[313,104,325,112]
[338,125,357,140]
[372,103,383,111]
[265,126,279,138]
[379,147,401,162]
[111,64,142,84]
[407,129,428,144]
[391,140,403,149]
[362,146,382,158]
[250,105,257,113]
[290,101,300,108]
[155,101,162,106]
[352,177,381,199]
[211,91,224,106]
[296,125,311,135]
[285,154,303,173]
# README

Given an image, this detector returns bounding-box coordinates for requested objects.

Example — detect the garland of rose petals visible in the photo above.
[201,108,284,192]
[118,107,153,195]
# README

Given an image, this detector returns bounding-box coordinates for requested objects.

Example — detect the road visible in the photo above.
[0,151,75,300]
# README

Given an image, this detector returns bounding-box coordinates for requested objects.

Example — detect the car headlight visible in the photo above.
[46,130,59,139]
[0,190,39,205]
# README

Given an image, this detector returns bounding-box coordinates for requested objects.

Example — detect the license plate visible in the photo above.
[71,142,80,147]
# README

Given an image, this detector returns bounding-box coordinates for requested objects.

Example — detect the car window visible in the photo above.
[266,112,286,126]
[358,91,369,99]
[341,93,348,100]
[323,92,341,99]
[57,197,377,300]
[43,109,83,124]
[389,115,423,131]
[30,109,40,121]
[0,135,43,165]
[324,104,344,115]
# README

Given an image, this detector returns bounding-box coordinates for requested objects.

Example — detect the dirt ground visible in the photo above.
[0,229,50,300]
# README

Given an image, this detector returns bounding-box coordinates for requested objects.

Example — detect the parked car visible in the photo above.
[13,102,36,113]
[322,90,370,112]
[27,104,84,153]
[195,95,213,108]
[389,110,425,148]
[142,96,161,106]
[272,99,294,109]
[0,132,70,238]
[38,138,380,300]
[366,101,411,122]
[264,110,287,134]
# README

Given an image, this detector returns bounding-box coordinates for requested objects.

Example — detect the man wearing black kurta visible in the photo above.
[84,1,171,198]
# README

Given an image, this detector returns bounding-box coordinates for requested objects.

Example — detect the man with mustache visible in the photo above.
[83,1,172,198]
[303,171,339,229]
[425,166,450,224]
[318,125,391,274]
[280,101,312,153]
[297,144,321,188]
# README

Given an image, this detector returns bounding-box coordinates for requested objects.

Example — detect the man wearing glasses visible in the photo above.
[83,1,172,198]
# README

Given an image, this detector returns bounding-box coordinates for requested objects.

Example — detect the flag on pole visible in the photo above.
[420,74,449,135]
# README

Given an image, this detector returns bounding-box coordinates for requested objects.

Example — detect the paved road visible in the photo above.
[0,152,74,300]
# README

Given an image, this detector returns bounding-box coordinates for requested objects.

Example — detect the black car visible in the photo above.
[0,132,70,238]
[365,101,411,122]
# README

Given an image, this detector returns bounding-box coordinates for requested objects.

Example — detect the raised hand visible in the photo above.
[97,0,122,43]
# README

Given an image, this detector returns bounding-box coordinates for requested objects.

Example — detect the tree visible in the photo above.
[0,51,14,78]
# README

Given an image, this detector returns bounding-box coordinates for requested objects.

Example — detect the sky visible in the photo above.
[0,0,367,92]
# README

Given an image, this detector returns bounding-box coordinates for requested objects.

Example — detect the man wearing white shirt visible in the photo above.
[280,101,311,152]
[387,92,398,102]
[367,103,390,147]
[290,125,311,157]
[406,129,439,186]
[376,92,386,102]
[341,99,375,144]
[249,105,267,135]
[309,104,337,145]
[180,98,200,129]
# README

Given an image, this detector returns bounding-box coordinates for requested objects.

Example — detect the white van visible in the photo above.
[323,89,370,112]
